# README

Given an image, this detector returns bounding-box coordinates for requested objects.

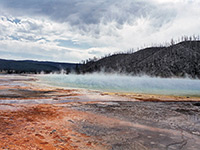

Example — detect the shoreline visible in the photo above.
[0,74,200,150]
[1,74,200,104]
[36,74,200,102]
[37,73,200,99]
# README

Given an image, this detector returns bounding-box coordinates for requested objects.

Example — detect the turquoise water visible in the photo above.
[38,73,200,97]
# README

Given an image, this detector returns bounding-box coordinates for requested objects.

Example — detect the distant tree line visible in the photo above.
[79,36,200,78]
[81,35,200,65]
[0,59,80,74]
[0,69,68,74]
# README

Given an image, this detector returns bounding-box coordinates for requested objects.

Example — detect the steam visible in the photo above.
[38,73,200,97]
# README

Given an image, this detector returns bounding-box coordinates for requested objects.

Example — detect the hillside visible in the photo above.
[80,41,200,78]
[0,59,79,74]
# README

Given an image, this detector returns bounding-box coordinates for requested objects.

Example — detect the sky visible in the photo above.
[0,0,200,63]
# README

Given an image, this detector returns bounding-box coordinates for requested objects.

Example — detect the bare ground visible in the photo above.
[0,75,200,150]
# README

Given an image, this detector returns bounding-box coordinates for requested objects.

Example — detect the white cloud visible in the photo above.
[0,0,200,62]
[153,0,180,3]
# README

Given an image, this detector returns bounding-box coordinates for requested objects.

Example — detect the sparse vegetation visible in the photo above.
[80,36,200,79]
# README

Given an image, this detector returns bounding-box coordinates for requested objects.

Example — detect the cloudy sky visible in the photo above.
[0,0,200,63]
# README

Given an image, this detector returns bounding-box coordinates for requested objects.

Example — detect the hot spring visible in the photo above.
[38,73,200,97]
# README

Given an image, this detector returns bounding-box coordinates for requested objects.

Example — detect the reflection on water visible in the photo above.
[38,73,200,97]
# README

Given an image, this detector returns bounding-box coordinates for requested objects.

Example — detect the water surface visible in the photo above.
[38,74,200,97]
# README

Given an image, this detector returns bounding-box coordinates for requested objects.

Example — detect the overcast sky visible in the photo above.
[0,0,200,63]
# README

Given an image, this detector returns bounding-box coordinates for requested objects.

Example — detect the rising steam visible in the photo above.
[38,73,200,97]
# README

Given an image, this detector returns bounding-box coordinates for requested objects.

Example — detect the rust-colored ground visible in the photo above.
[0,75,112,149]
[0,104,109,150]
[0,75,200,150]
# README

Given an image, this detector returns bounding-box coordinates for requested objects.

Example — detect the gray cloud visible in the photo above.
[0,0,176,34]
[0,0,200,62]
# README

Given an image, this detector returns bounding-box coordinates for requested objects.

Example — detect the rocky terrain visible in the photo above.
[81,41,200,78]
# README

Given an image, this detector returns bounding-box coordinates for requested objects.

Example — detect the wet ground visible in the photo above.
[0,75,200,150]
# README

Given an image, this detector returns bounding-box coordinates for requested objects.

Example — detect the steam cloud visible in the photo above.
[39,73,200,96]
